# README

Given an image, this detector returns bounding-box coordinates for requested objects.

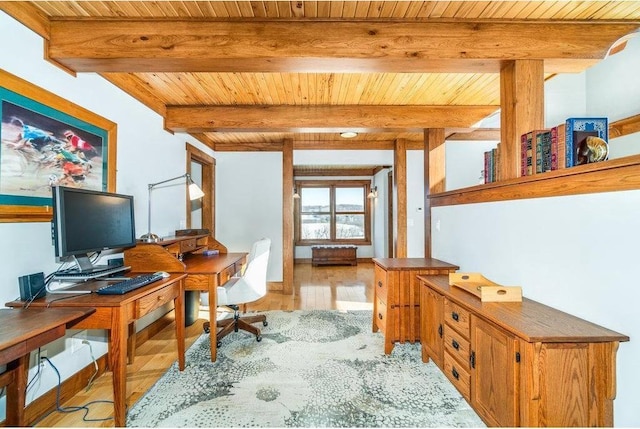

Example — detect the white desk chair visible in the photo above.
[203,238,271,346]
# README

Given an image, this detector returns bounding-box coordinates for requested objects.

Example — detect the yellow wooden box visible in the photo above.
[449,273,522,302]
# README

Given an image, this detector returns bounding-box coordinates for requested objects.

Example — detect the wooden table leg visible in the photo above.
[207,285,217,362]
[5,354,29,426]
[174,283,186,371]
[127,321,136,365]
[109,309,128,427]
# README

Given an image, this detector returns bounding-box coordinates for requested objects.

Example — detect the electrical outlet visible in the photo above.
[39,350,47,367]
[70,330,89,353]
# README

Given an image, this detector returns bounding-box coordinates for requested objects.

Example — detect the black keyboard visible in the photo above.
[96,273,165,295]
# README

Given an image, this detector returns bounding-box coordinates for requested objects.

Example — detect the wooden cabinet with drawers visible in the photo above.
[418,274,629,427]
[371,258,458,354]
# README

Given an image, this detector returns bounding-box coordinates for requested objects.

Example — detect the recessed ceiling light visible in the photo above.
[340,132,358,138]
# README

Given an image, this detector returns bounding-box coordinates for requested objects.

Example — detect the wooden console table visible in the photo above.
[6,274,186,427]
[124,234,246,361]
[0,308,94,427]
[418,274,629,427]
[312,246,357,266]
[371,258,458,354]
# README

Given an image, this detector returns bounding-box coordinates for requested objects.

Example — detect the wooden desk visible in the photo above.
[182,252,247,361]
[124,236,246,362]
[6,274,186,427]
[0,307,94,427]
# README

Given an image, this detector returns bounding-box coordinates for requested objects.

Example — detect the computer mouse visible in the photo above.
[154,271,171,279]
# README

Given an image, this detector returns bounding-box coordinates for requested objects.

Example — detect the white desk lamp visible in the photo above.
[140,173,205,243]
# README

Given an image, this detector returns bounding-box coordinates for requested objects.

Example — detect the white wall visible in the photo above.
[445,141,498,190]
[372,168,390,258]
[214,151,283,280]
[0,11,214,417]
[433,37,640,427]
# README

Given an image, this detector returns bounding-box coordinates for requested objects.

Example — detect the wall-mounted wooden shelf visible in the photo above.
[430,153,640,207]
[429,113,640,207]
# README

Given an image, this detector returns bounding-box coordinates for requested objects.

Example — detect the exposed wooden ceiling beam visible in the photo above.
[0,1,50,39]
[165,105,499,132]
[294,166,389,177]
[445,128,501,141]
[45,20,640,73]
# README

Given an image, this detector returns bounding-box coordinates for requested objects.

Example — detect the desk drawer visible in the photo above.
[444,352,471,403]
[375,296,388,333]
[444,299,470,339]
[135,284,178,318]
[179,238,197,253]
[443,325,470,370]
[185,274,212,290]
[374,265,388,303]
[218,265,238,285]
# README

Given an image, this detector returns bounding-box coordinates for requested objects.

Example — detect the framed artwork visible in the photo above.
[0,69,117,222]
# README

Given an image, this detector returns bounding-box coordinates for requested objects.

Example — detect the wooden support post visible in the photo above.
[424,128,445,259]
[282,138,294,295]
[394,138,407,258]
[500,60,545,180]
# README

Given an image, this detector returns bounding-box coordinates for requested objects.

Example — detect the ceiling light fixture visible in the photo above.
[340,131,358,139]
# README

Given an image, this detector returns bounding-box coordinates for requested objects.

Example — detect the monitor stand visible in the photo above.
[74,255,107,273]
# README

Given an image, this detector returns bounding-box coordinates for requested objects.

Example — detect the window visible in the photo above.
[295,180,371,245]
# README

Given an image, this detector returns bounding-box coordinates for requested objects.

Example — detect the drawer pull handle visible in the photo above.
[451,312,459,322]
[452,368,460,380]
[378,313,383,320]
[157,296,163,301]
[470,351,476,369]
[438,324,443,338]
[452,339,460,350]
[378,281,383,288]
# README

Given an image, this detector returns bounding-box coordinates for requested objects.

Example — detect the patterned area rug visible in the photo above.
[127,310,485,427]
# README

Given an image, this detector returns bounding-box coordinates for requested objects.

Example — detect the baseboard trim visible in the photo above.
[267,281,283,291]
[295,258,373,264]
[13,311,176,426]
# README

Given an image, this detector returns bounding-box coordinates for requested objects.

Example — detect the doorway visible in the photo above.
[186,144,215,233]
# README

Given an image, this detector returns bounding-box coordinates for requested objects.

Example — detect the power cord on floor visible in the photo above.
[33,357,113,424]
[83,340,98,392]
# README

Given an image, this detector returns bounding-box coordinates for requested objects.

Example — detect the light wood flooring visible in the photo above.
[33,262,374,427]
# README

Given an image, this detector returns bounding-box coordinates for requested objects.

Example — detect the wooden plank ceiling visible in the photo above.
[2,1,640,152]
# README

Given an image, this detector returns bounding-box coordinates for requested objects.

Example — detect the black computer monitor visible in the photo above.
[51,186,136,273]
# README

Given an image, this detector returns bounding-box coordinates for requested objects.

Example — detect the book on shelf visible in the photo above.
[551,123,566,170]
[535,130,552,173]
[542,131,552,172]
[492,147,498,182]
[565,117,608,167]
[483,145,500,183]
[524,129,548,176]
[520,132,528,177]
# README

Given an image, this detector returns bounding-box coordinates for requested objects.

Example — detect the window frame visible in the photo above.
[294,180,372,245]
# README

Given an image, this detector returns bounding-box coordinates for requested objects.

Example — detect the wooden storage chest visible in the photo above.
[311,246,357,266]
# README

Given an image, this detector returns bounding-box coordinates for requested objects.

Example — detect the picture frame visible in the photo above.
[0,69,117,222]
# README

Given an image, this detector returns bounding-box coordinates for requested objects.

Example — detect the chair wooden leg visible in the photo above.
[235,319,261,336]
[216,319,236,341]
[239,314,267,325]
[205,310,268,344]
